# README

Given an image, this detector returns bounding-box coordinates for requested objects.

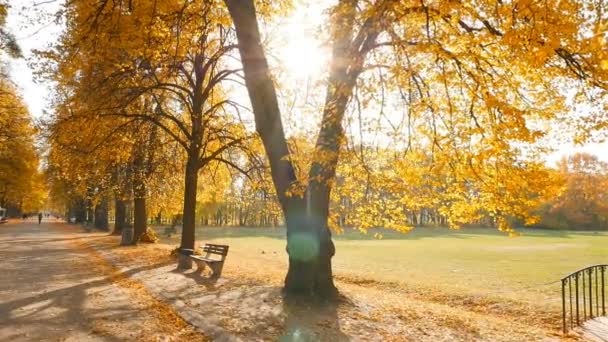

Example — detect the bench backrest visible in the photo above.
[202,243,229,260]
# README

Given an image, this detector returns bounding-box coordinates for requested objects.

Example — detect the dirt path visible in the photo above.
[0,220,205,341]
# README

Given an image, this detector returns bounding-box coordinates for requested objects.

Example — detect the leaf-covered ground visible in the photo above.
[78,225,599,341]
[8,221,598,340]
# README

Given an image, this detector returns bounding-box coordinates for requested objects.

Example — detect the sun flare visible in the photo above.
[276,7,330,80]
[280,36,329,79]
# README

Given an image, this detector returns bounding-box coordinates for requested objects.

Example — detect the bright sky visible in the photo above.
[4,0,608,165]
[6,0,63,119]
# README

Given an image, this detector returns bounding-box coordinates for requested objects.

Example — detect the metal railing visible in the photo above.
[562,264,607,333]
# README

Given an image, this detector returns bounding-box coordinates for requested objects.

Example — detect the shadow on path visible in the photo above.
[0,222,176,341]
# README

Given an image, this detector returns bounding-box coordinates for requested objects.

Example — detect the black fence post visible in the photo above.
[583,273,587,320]
[576,273,580,325]
[602,266,606,316]
[569,279,573,329]
[589,269,593,318]
[562,279,567,334]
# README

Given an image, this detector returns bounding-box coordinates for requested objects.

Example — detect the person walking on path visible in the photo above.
[38,213,42,225]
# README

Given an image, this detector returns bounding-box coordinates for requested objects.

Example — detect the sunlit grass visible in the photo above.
[154,226,608,311]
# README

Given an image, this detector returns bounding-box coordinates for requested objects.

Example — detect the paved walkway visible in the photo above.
[584,317,608,341]
[0,220,192,341]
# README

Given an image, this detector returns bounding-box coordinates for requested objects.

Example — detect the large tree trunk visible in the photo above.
[132,142,148,244]
[178,154,199,268]
[73,198,87,223]
[283,191,337,297]
[132,171,147,243]
[113,198,126,235]
[132,196,146,244]
[111,165,128,235]
[94,197,109,230]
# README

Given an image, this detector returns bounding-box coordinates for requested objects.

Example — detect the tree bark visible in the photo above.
[133,196,146,244]
[113,198,126,235]
[74,198,87,223]
[283,190,337,297]
[132,142,148,244]
[94,197,109,230]
[179,154,199,268]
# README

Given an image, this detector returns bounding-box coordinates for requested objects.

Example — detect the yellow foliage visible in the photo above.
[35,0,608,238]
[140,228,160,244]
[0,78,46,211]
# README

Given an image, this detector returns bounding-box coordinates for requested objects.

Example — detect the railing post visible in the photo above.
[602,266,606,316]
[562,279,567,334]
[575,273,580,325]
[569,279,573,329]
[583,272,587,319]
[589,269,594,318]
[596,267,599,317]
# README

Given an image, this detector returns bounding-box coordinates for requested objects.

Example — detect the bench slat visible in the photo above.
[203,245,226,250]
[203,249,227,255]
[200,243,229,256]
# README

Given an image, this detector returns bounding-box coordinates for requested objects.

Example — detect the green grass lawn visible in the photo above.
[155,225,608,310]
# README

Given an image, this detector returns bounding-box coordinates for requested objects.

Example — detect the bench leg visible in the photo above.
[208,262,224,278]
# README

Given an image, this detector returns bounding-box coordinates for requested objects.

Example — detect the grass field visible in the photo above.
[154,226,608,312]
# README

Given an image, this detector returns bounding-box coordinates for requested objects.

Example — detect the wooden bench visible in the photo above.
[189,243,229,277]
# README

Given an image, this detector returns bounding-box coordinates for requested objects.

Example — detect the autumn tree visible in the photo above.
[539,153,608,229]
[224,0,608,298]
[45,104,127,227]
[42,0,253,256]
[0,79,45,213]
[45,90,183,240]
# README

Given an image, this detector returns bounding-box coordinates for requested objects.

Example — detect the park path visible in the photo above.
[0,219,204,341]
[584,317,608,341]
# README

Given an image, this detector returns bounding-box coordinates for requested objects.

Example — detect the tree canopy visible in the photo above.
[0,78,45,212]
